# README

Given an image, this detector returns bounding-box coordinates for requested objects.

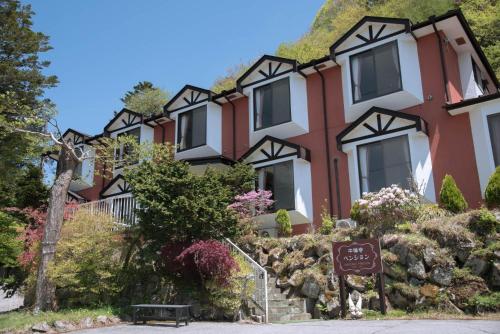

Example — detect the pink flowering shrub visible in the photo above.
[175,240,239,285]
[228,190,274,219]
[351,185,420,234]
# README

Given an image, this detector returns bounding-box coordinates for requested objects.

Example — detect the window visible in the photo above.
[357,135,411,193]
[177,106,207,151]
[488,113,500,166]
[254,77,291,130]
[350,41,402,103]
[115,127,141,169]
[257,160,294,210]
[74,146,83,179]
[472,57,487,94]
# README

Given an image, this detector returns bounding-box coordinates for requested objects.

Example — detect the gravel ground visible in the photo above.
[72,319,500,334]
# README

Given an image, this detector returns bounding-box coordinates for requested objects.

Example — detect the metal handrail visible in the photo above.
[225,238,268,323]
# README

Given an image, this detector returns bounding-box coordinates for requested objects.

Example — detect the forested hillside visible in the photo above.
[211,0,499,93]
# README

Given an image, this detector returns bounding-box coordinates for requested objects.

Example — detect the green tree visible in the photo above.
[275,209,292,237]
[0,164,48,208]
[485,166,500,208]
[0,0,58,198]
[439,174,468,213]
[125,144,240,251]
[121,81,169,117]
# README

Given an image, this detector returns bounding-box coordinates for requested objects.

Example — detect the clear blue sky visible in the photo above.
[27,0,324,136]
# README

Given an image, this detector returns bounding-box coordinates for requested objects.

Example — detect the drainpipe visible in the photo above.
[431,16,450,103]
[225,95,237,160]
[314,64,335,216]
[333,158,342,216]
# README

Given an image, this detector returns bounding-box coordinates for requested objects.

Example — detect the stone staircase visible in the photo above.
[267,276,312,322]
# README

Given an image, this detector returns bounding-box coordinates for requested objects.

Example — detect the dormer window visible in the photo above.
[177,105,207,151]
[254,77,291,130]
[114,127,141,169]
[350,41,402,103]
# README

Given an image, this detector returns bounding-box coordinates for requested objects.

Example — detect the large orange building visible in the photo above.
[63,10,500,235]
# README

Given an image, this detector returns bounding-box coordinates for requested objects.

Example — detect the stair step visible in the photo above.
[268,313,312,322]
[268,298,305,309]
[269,306,305,314]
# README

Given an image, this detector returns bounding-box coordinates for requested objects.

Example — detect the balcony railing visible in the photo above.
[71,195,137,225]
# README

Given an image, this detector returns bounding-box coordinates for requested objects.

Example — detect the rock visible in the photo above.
[303,257,316,268]
[271,261,285,275]
[32,322,51,332]
[315,241,331,257]
[289,270,305,287]
[301,275,322,298]
[465,256,490,276]
[268,247,285,263]
[456,240,476,264]
[257,251,269,267]
[79,317,93,328]
[276,276,291,289]
[346,275,368,292]
[96,315,109,325]
[423,247,437,268]
[430,266,453,286]
[53,320,75,333]
[336,219,356,229]
[420,284,439,298]
[409,277,424,286]
[109,316,121,324]
[381,234,399,249]
[390,243,409,265]
[383,262,407,281]
[387,283,419,310]
[407,254,426,280]
[489,261,500,288]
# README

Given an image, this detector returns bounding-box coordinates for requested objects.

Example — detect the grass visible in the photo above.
[0,306,119,333]
[362,309,500,320]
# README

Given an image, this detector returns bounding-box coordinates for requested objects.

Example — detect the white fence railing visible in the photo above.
[224,238,268,323]
[74,195,137,225]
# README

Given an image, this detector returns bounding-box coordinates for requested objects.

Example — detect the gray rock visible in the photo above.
[79,317,93,328]
[336,219,356,229]
[289,270,304,287]
[268,247,285,263]
[465,256,490,276]
[409,277,425,286]
[423,247,437,268]
[96,315,109,325]
[276,276,291,289]
[32,322,51,332]
[456,240,476,264]
[407,254,426,280]
[257,251,269,267]
[346,275,367,292]
[109,316,121,324]
[430,266,452,286]
[301,275,321,298]
[381,234,399,249]
[490,261,500,288]
[390,243,409,265]
[54,320,75,332]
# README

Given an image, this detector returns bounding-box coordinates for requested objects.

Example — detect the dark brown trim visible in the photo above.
[314,64,334,216]
[99,174,131,198]
[163,85,213,115]
[103,108,143,133]
[431,16,450,103]
[183,155,235,166]
[336,107,426,150]
[236,55,298,92]
[225,95,237,160]
[240,135,310,164]
[445,91,500,110]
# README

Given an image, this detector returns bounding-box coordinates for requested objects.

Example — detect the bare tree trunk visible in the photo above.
[34,145,79,312]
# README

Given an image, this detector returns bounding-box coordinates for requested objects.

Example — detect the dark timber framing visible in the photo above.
[61,129,89,146]
[330,16,410,59]
[103,108,144,134]
[163,85,213,115]
[99,175,132,199]
[236,55,298,91]
[240,135,310,165]
[336,107,428,151]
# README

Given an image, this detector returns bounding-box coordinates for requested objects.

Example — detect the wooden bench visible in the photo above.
[131,304,191,328]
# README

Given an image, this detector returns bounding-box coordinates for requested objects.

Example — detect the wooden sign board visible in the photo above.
[332,238,386,317]
[332,238,382,275]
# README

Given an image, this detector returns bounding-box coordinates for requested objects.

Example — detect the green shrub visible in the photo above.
[0,211,24,294]
[439,174,468,213]
[468,292,500,313]
[485,167,500,208]
[275,209,292,237]
[468,209,498,237]
[47,211,124,308]
[319,208,335,235]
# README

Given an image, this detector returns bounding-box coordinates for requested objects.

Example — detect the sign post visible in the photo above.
[332,238,385,317]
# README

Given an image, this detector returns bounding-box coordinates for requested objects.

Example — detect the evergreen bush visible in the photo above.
[275,209,292,237]
[319,208,335,235]
[485,167,500,208]
[439,174,468,213]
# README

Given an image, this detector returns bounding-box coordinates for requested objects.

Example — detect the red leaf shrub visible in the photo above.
[160,242,193,277]
[176,240,239,284]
